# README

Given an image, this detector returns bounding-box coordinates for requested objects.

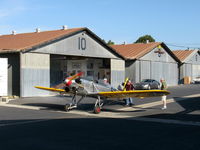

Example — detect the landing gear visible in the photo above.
[64,94,103,114]
[94,106,101,114]
[64,103,77,111]
[94,96,103,114]
[64,94,85,112]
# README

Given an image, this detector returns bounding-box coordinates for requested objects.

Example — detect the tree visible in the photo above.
[107,40,115,45]
[101,39,106,43]
[135,35,155,43]
[101,39,115,45]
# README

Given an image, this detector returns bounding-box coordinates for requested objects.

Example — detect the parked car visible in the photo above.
[134,79,160,90]
[192,77,200,84]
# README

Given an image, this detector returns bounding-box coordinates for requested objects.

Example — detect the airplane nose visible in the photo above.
[66,80,72,86]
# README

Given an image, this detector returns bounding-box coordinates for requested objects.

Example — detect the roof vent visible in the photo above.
[35,28,40,33]
[62,25,68,30]
[12,30,16,35]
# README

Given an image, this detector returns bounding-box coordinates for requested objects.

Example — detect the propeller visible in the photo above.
[65,72,83,86]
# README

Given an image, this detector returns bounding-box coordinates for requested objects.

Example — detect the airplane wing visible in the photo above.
[96,90,170,99]
[35,86,65,92]
[35,86,170,99]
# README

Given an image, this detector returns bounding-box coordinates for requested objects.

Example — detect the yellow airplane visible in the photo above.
[35,72,170,114]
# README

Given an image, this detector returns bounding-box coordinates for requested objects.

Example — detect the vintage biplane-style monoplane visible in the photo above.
[35,72,170,113]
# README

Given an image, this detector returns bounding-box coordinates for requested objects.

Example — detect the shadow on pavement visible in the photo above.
[143,97,200,122]
[0,117,199,150]
[174,96,200,115]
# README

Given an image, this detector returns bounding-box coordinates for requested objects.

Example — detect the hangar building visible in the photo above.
[111,42,180,86]
[0,27,124,97]
[173,50,200,83]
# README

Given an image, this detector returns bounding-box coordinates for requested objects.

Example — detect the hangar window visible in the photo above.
[87,71,94,76]
[72,63,81,69]
[87,63,94,69]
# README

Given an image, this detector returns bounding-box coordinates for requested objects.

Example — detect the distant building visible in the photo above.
[111,42,180,85]
[173,50,200,83]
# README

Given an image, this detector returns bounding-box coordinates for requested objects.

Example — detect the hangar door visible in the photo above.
[21,53,50,97]
[140,60,151,80]
[151,62,178,86]
[0,58,8,96]
[192,65,200,79]
[111,59,125,88]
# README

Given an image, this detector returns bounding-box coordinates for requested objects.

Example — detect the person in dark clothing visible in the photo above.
[125,80,134,106]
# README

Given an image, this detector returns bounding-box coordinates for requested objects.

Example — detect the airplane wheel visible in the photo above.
[94,106,101,114]
[64,104,70,112]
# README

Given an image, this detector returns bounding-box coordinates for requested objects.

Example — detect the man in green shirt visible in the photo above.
[160,78,167,110]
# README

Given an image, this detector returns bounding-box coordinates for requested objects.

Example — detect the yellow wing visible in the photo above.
[35,86,65,92]
[98,90,170,99]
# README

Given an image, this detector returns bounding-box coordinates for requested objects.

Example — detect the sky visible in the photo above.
[0,0,200,50]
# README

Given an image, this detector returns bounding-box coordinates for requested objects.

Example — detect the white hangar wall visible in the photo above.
[0,58,8,96]
[32,31,118,59]
[20,53,50,97]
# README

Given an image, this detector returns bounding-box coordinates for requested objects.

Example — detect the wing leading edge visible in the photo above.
[97,90,170,99]
[35,86,65,92]
[35,86,170,99]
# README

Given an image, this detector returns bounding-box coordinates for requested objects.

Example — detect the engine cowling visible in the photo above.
[65,86,70,92]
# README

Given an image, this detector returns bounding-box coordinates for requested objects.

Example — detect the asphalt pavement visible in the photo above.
[0,84,200,150]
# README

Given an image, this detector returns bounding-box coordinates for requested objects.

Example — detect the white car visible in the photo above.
[192,77,200,84]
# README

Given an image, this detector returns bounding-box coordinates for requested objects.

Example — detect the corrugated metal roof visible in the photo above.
[172,50,195,62]
[0,28,84,51]
[111,42,161,59]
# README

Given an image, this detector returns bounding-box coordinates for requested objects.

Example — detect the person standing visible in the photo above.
[160,78,167,110]
[125,80,134,106]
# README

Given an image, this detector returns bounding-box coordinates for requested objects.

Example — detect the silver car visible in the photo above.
[134,79,160,90]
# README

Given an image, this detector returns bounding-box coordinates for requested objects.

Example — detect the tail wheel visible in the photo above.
[94,106,101,114]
